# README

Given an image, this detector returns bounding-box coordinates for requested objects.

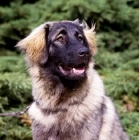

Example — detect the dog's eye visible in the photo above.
[78,34,84,43]
[78,35,83,40]
[56,35,64,42]
[57,36,63,41]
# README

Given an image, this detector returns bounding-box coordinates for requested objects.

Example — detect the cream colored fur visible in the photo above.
[16,21,129,140]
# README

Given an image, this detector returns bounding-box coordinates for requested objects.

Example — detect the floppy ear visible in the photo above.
[15,23,50,62]
[84,24,97,55]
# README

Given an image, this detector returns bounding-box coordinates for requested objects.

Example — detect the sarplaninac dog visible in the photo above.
[16,19,129,140]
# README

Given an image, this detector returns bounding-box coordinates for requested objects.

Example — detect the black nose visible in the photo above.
[78,48,89,57]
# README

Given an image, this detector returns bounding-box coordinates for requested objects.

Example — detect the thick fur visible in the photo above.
[16,20,129,140]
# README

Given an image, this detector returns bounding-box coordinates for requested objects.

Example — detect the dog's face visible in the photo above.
[46,22,91,81]
[16,20,97,83]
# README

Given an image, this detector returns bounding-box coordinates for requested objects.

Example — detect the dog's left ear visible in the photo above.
[84,24,97,55]
[73,19,97,55]
[73,19,80,24]
[15,23,50,62]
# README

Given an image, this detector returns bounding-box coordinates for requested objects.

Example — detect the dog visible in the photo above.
[16,19,129,140]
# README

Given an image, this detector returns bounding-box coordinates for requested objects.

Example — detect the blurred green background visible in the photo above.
[0,0,139,139]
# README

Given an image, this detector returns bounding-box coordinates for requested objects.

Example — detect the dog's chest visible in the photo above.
[29,103,102,140]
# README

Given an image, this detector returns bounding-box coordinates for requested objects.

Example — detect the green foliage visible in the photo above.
[120,112,139,140]
[0,51,31,139]
[0,0,139,139]
[0,117,31,140]
[95,48,139,99]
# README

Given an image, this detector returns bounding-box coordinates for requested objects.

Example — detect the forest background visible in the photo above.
[0,0,139,139]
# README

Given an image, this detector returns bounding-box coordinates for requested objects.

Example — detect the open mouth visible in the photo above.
[59,63,86,76]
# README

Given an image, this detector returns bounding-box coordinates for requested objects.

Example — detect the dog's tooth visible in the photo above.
[72,68,85,75]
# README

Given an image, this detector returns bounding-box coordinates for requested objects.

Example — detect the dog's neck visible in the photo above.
[58,75,87,90]
[28,61,94,110]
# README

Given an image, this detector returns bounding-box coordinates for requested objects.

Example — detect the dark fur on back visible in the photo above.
[16,20,129,140]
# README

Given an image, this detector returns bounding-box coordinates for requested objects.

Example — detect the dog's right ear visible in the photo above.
[15,23,50,62]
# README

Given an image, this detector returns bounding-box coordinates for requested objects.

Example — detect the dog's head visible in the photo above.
[16,20,97,82]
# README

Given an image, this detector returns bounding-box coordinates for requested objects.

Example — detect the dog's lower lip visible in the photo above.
[59,64,85,76]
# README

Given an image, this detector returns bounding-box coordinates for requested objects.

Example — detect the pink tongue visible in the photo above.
[71,68,85,75]
[59,65,85,76]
